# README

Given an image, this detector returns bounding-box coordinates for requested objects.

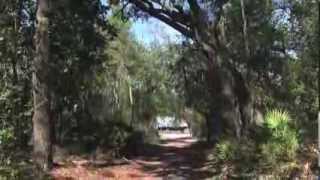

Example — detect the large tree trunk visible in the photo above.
[205,111,222,143]
[32,0,53,171]
[205,50,253,140]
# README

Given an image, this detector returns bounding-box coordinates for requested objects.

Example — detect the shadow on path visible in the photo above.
[131,133,216,179]
[50,132,217,179]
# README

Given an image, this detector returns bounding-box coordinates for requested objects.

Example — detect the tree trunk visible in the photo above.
[204,113,211,143]
[205,50,253,140]
[240,0,250,58]
[32,0,52,171]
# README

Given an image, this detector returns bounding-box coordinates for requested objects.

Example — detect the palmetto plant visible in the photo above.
[265,109,292,138]
[265,109,290,130]
[261,109,299,162]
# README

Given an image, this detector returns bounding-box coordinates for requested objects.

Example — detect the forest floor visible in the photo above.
[50,132,218,180]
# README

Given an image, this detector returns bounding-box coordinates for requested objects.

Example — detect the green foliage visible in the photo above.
[0,168,22,180]
[0,127,15,175]
[260,109,299,165]
[215,138,237,162]
[0,127,27,180]
[283,8,319,136]
[260,142,282,165]
[58,11,182,151]
[187,110,206,138]
[0,128,14,148]
[0,0,317,177]
[0,3,34,178]
[99,122,133,150]
[264,109,290,131]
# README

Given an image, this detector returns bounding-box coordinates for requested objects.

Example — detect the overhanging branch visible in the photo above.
[128,0,193,38]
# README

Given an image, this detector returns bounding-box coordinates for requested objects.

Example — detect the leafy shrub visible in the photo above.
[0,128,14,147]
[0,128,25,180]
[260,142,282,165]
[282,130,299,158]
[0,127,15,164]
[215,139,237,161]
[98,121,133,150]
[260,109,299,164]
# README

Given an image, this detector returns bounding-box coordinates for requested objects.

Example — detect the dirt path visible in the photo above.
[50,132,215,180]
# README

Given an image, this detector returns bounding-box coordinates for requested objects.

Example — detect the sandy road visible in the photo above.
[51,132,213,180]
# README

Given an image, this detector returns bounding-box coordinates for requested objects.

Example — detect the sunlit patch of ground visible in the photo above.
[50,132,212,180]
[50,164,156,180]
[159,131,197,148]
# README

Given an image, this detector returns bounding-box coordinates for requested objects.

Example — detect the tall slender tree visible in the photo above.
[32,0,52,171]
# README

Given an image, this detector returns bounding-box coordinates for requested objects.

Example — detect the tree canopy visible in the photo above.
[0,0,318,178]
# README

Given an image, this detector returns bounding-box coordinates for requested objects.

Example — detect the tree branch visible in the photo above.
[128,0,193,38]
[187,0,201,18]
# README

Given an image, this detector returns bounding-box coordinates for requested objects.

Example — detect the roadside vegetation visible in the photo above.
[0,0,318,179]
